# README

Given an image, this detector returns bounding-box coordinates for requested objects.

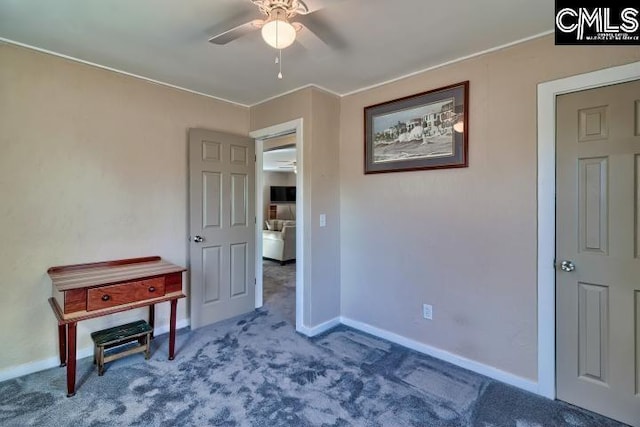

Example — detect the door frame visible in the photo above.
[250,118,305,333]
[537,60,640,399]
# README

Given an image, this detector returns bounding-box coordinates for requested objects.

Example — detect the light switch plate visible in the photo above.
[423,304,433,320]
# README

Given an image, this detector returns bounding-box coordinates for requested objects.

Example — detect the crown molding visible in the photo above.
[340,30,554,98]
[248,83,341,107]
[2,30,554,107]
[0,38,251,109]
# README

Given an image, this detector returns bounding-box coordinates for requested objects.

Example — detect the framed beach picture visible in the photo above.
[364,81,468,174]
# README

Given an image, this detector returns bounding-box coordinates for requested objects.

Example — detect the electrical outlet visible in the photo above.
[423,304,433,320]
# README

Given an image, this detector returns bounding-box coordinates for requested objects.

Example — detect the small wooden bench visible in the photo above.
[90,320,152,376]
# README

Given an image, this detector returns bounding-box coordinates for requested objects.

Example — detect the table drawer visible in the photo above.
[87,277,165,311]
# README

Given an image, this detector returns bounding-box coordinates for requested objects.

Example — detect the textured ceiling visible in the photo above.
[0,0,554,105]
[264,147,296,171]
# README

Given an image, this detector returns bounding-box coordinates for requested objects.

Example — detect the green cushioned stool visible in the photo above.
[90,320,152,376]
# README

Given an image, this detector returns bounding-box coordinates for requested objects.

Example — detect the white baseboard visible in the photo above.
[3,315,541,397]
[0,347,96,384]
[153,318,190,337]
[297,316,341,337]
[340,316,540,395]
[0,319,190,383]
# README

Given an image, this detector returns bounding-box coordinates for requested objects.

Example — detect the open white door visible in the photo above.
[189,128,255,329]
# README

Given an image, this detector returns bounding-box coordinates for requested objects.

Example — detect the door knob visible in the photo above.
[560,260,575,272]
[192,235,204,243]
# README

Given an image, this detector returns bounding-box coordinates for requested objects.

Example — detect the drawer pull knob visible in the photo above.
[148,286,156,292]
[101,295,110,302]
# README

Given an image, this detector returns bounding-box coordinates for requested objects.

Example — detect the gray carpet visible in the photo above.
[0,262,626,426]
[263,259,295,325]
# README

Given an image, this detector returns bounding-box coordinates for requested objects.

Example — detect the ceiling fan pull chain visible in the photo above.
[276,17,283,79]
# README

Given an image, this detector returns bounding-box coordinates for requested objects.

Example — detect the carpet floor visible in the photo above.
[0,261,626,426]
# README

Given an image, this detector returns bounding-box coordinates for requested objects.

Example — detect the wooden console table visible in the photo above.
[48,256,186,396]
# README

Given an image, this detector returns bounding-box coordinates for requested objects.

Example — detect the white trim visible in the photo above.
[340,316,538,394]
[153,318,190,337]
[536,61,640,400]
[249,84,341,107]
[294,125,304,334]
[0,347,94,384]
[0,38,250,108]
[0,319,190,383]
[250,119,306,334]
[298,317,341,337]
[340,30,554,98]
[3,31,553,107]
[254,138,265,309]
[249,119,304,141]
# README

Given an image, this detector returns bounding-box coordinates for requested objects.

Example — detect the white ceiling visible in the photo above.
[264,147,296,172]
[0,0,554,106]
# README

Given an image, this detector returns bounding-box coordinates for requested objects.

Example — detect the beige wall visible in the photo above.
[339,35,640,380]
[0,44,249,372]
[309,90,341,324]
[251,88,341,326]
[5,33,640,385]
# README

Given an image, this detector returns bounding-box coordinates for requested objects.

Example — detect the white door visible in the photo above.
[189,128,255,329]
[556,80,640,426]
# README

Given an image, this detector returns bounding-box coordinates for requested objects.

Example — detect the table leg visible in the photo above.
[168,299,177,360]
[148,304,155,340]
[66,322,77,397]
[58,324,67,367]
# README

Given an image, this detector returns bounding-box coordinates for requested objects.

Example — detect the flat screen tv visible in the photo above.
[270,186,296,203]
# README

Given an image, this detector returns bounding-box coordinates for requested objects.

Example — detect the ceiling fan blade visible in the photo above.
[298,0,347,14]
[295,14,346,50]
[208,19,263,45]
[294,21,335,55]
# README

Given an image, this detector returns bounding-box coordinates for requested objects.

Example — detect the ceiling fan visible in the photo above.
[277,160,297,173]
[208,0,342,52]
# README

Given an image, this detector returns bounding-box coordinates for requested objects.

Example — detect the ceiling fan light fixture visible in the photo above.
[261,8,296,49]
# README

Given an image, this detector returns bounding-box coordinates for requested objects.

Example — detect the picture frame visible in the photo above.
[364,81,469,174]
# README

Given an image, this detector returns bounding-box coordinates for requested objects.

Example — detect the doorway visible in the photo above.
[536,61,640,421]
[261,135,297,325]
[250,119,305,333]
